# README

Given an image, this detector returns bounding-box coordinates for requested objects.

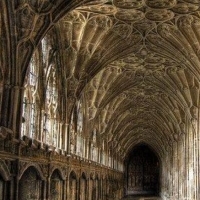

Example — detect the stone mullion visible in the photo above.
[40,110,46,144]
[90,178,92,200]
[99,179,102,200]
[103,179,106,200]
[43,179,47,200]
[183,130,187,199]
[188,121,195,199]
[100,179,103,200]
[178,136,185,199]
[165,147,171,199]
[15,176,19,200]
[77,178,80,200]
[169,148,173,199]
[175,141,179,200]
[171,144,175,199]
[63,179,67,200]
[197,108,200,200]
[62,123,68,152]
[66,175,70,200]
[171,141,177,199]
[46,177,51,200]
[59,122,63,150]
[192,119,198,200]
[185,117,190,199]
[194,111,200,200]
[99,178,102,200]
[177,141,180,199]
[85,138,89,160]
[85,178,89,200]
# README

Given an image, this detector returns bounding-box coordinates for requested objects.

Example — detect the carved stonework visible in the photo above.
[1,1,200,199]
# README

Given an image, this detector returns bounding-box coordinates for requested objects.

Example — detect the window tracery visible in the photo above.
[21,56,38,139]
[21,34,61,149]
[20,23,123,171]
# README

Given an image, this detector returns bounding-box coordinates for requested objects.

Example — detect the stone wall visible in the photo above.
[160,117,200,200]
[0,128,124,200]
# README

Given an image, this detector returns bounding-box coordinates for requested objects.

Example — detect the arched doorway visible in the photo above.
[126,144,160,196]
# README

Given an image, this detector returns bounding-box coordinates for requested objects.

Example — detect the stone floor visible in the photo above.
[121,195,161,200]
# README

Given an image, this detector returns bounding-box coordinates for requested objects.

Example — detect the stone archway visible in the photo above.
[50,169,64,200]
[80,173,87,200]
[126,144,160,196]
[19,166,43,200]
[69,171,77,200]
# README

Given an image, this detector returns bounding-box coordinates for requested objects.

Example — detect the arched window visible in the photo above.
[21,32,61,149]
[41,34,60,148]
[75,99,85,157]
[43,64,59,147]
[21,54,39,139]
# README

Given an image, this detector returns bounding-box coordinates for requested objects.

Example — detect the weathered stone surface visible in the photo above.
[1,0,200,199]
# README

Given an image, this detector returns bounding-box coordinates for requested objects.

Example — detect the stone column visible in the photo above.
[43,179,47,200]
[76,178,80,200]
[14,176,19,200]
[86,178,90,200]
[63,179,67,200]
[46,177,51,200]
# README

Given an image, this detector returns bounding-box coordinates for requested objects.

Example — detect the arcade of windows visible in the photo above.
[21,35,123,172]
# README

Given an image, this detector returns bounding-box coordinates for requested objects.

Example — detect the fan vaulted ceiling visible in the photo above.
[10,0,200,159]
[55,0,200,159]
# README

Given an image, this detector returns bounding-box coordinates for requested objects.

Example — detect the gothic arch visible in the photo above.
[69,170,77,179]
[18,163,46,180]
[80,172,87,200]
[69,170,78,200]
[50,167,66,180]
[50,169,64,200]
[81,171,87,180]
[19,166,44,200]
[126,142,163,165]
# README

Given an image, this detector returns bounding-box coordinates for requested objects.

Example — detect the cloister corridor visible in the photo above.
[1,1,200,200]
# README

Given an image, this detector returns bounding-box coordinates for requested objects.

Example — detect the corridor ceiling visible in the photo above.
[59,0,200,158]
[10,0,200,159]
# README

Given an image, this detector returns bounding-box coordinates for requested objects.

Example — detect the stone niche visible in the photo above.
[69,171,77,200]
[50,169,64,200]
[19,166,43,200]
